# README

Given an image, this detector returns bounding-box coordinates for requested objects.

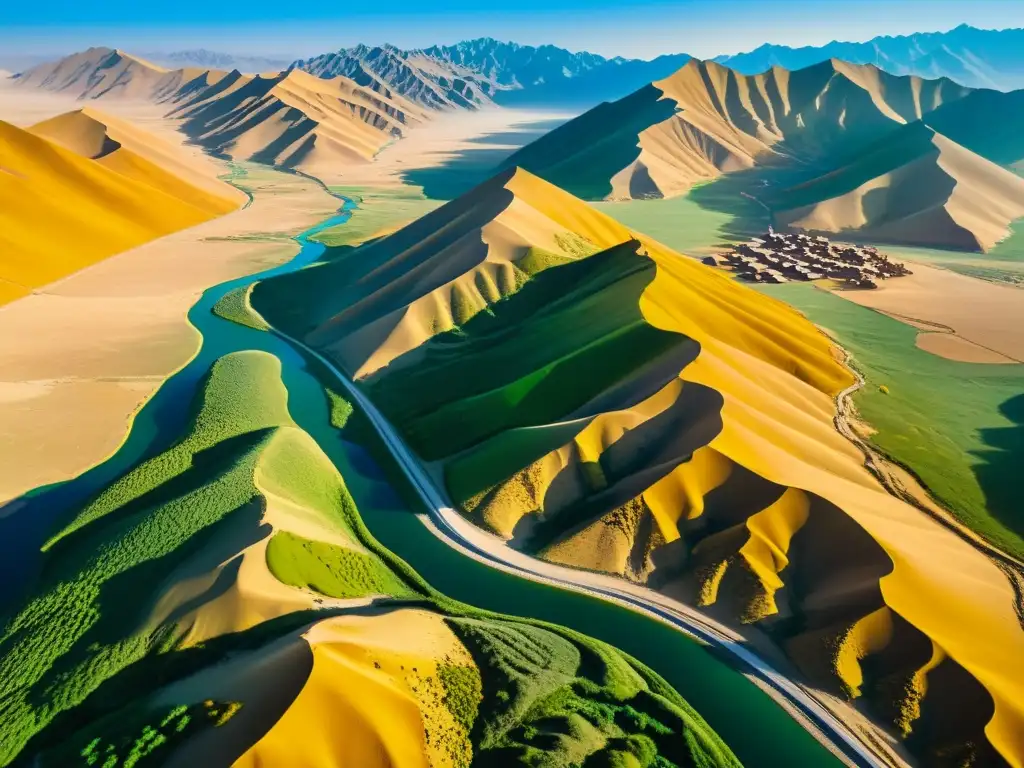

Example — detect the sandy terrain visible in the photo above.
[30,106,246,203]
[835,261,1024,362]
[174,69,431,180]
[0,91,338,504]
[158,608,472,768]
[330,107,574,187]
[779,131,1024,253]
[915,332,1018,363]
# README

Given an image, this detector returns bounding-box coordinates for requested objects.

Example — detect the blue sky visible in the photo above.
[2,0,1024,60]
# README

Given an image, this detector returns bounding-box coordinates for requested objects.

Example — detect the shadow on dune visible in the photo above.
[400,116,570,200]
[972,392,1024,541]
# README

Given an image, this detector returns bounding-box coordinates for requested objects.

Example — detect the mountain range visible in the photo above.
[90,25,1024,114]
[292,43,497,110]
[716,24,1024,91]
[288,26,1024,104]
[15,25,1024,115]
[250,165,1024,768]
[11,48,431,179]
[145,49,296,74]
[14,34,1024,250]
[507,58,1024,251]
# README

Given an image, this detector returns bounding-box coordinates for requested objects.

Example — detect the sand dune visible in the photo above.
[28,106,245,201]
[12,46,230,103]
[507,57,1024,251]
[171,68,429,175]
[0,116,238,304]
[256,167,1024,766]
[229,610,471,768]
[509,58,973,201]
[775,126,1024,251]
[154,609,473,768]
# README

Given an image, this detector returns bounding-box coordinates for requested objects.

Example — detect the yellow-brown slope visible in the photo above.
[0,118,238,303]
[173,69,430,175]
[12,46,229,103]
[629,59,973,199]
[274,167,1024,766]
[774,128,1024,252]
[28,107,243,208]
[509,58,973,202]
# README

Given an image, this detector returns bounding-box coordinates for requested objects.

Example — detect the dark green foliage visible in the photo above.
[211,285,270,331]
[0,344,744,768]
[39,700,241,768]
[0,352,368,764]
[366,241,687,460]
[447,618,742,768]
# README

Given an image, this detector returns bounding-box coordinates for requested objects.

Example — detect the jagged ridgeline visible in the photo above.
[12,47,433,177]
[504,58,1024,252]
[0,350,738,768]
[252,168,1024,766]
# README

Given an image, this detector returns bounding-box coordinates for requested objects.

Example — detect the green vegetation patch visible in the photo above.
[946,263,1024,287]
[0,351,377,764]
[326,387,354,429]
[448,617,741,768]
[38,699,241,768]
[596,189,767,257]
[314,186,443,247]
[516,246,578,276]
[265,530,417,599]
[757,283,1024,559]
[44,351,293,549]
[439,663,484,737]
[445,419,591,506]
[212,285,271,331]
[366,241,688,460]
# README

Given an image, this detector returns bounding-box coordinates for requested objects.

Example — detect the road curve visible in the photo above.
[279,330,890,768]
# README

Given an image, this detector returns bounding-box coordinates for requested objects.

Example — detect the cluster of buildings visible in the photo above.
[704,229,911,289]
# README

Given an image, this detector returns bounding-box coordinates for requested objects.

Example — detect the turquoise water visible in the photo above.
[1,189,841,768]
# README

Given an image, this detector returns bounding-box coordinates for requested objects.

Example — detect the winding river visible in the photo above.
[1,180,843,767]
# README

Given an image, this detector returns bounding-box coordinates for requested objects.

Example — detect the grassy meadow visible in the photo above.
[757,282,1024,560]
[315,185,442,247]
[595,184,769,257]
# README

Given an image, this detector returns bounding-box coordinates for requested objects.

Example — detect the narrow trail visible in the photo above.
[832,348,1024,627]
